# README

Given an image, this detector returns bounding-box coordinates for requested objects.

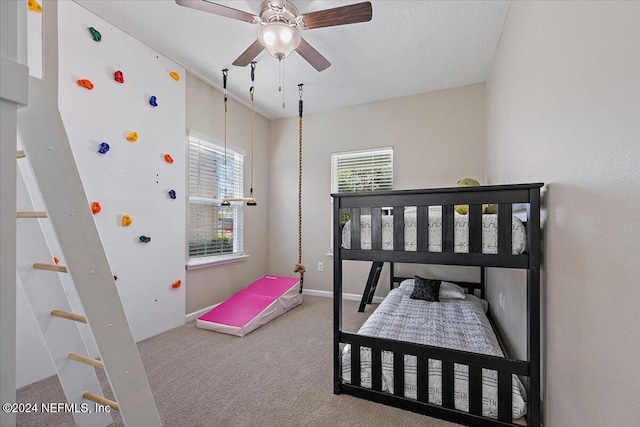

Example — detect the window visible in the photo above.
[331,147,393,193]
[188,132,244,260]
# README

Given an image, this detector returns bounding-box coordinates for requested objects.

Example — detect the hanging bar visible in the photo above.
[441,360,455,409]
[17,211,48,218]
[351,344,361,387]
[392,206,404,251]
[33,263,67,273]
[17,150,25,158]
[50,309,87,324]
[371,207,382,250]
[442,206,455,253]
[468,204,483,253]
[82,392,119,411]
[371,348,383,391]
[468,365,483,415]
[67,352,103,369]
[393,352,405,397]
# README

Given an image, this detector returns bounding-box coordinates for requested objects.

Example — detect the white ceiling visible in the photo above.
[74,0,510,120]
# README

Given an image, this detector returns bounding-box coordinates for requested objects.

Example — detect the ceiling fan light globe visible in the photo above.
[258,22,301,59]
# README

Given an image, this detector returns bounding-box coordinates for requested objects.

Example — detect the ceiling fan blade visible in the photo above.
[175,0,257,24]
[232,40,265,67]
[300,2,372,30]
[295,38,331,72]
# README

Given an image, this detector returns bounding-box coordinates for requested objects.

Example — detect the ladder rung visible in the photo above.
[17,211,48,218]
[50,309,86,324]
[33,263,67,273]
[17,150,25,158]
[67,352,103,369]
[82,392,118,411]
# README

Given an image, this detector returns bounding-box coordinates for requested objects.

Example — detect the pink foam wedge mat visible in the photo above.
[198,275,300,328]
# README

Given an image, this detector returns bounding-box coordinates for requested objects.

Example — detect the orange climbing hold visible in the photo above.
[164,154,174,164]
[121,215,133,227]
[28,0,42,13]
[126,132,138,142]
[53,257,60,265]
[171,280,182,289]
[77,79,94,90]
[91,201,101,214]
[169,71,180,81]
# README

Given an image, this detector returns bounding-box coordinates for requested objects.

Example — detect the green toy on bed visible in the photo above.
[454,178,498,215]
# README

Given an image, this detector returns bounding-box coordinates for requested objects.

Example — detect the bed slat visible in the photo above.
[469,204,483,253]
[468,365,483,415]
[372,349,383,391]
[498,204,512,255]
[442,206,455,253]
[350,208,361,250]
[371,207,382,250]
[417,206,429,252]
[393,206,404,251]
[442,361,455,409]
[497,370,513,422]
[393,352,405,397]
[351,345,361,387]
[417,356,428,403]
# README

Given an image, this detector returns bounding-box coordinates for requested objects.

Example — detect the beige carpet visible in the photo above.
[16,296,459,427]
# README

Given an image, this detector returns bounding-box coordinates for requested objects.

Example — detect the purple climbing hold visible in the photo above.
[98,142,110,154]
[168,190,176,199]
[149,96,158,107]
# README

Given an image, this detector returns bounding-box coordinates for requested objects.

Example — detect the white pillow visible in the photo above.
[398,278,466,300]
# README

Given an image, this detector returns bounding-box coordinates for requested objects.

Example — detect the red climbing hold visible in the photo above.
[114,70,124,83]
[172,280,182,289]
[53,257,60,265]
[77,79,94,90]
[164,154,174,164]
[91,201,101,214]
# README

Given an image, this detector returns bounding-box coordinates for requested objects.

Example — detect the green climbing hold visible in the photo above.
[88,27,102,42]
[139,235,151,243]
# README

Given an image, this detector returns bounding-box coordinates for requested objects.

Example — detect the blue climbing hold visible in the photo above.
[149,96,158,107]
[98,142,110,154]
[168,190,176,199]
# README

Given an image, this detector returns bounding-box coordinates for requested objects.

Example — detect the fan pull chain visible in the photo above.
[279,57,286,109]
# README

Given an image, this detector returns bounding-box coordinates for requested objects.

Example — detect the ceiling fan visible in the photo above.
[175,0,373,72]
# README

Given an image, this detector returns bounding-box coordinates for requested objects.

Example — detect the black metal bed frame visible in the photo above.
[332,183,543,427]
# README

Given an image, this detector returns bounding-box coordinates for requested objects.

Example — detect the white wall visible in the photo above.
[185,73,270,315]
[485,1,640,425]
[269,84,487,298]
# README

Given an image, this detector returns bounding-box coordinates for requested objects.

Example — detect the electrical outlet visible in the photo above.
[318,262,324,272]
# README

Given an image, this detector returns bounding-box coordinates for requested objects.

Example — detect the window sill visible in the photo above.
[186,254,249,271]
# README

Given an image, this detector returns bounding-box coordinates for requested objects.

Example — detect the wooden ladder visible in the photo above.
[15,2,161,425]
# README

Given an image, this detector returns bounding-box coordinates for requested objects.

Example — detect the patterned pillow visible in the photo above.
[410,276,441,302]
[399,279,466,300]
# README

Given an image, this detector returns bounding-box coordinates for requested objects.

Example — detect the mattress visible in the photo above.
[341,287,527,419]
[341,207,527,254]
[197,275,301,337]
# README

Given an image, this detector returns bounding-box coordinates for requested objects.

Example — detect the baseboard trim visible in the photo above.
[302,288,384,304]
[185,303,219,323]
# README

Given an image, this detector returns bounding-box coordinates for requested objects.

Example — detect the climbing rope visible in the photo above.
[293,84,306,293]
[247,62,257,206]
[221,68,230,206]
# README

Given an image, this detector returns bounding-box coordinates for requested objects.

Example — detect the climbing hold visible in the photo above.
[28,0,42,13]
[98,142,110,154]
[91,202,101,215]
[77,79,94,90]
[164,154,174,164]
[168,190,177,199]
[139,235,151,243]
[88,27,102,42]
[170,71,180,81]
[53,257,60,265]
[149,96,158,107]
[171,280,182,289]
[121,214,132,227]
[113,275,118,281]
[114,70,124,83]
[126,132,138,142]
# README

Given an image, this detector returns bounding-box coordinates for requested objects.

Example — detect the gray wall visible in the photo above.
[185,73,270,314]
[268,84,487,297]
[485,1,640,425]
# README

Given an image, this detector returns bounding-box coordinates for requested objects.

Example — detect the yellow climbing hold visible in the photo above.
[28,0,42,13]
[121,215,133,227]
[126,131,138,142]
[170,71,180,81]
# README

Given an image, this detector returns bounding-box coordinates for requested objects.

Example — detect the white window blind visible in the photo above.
[188,133,244,258]
[331,147,393,193]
